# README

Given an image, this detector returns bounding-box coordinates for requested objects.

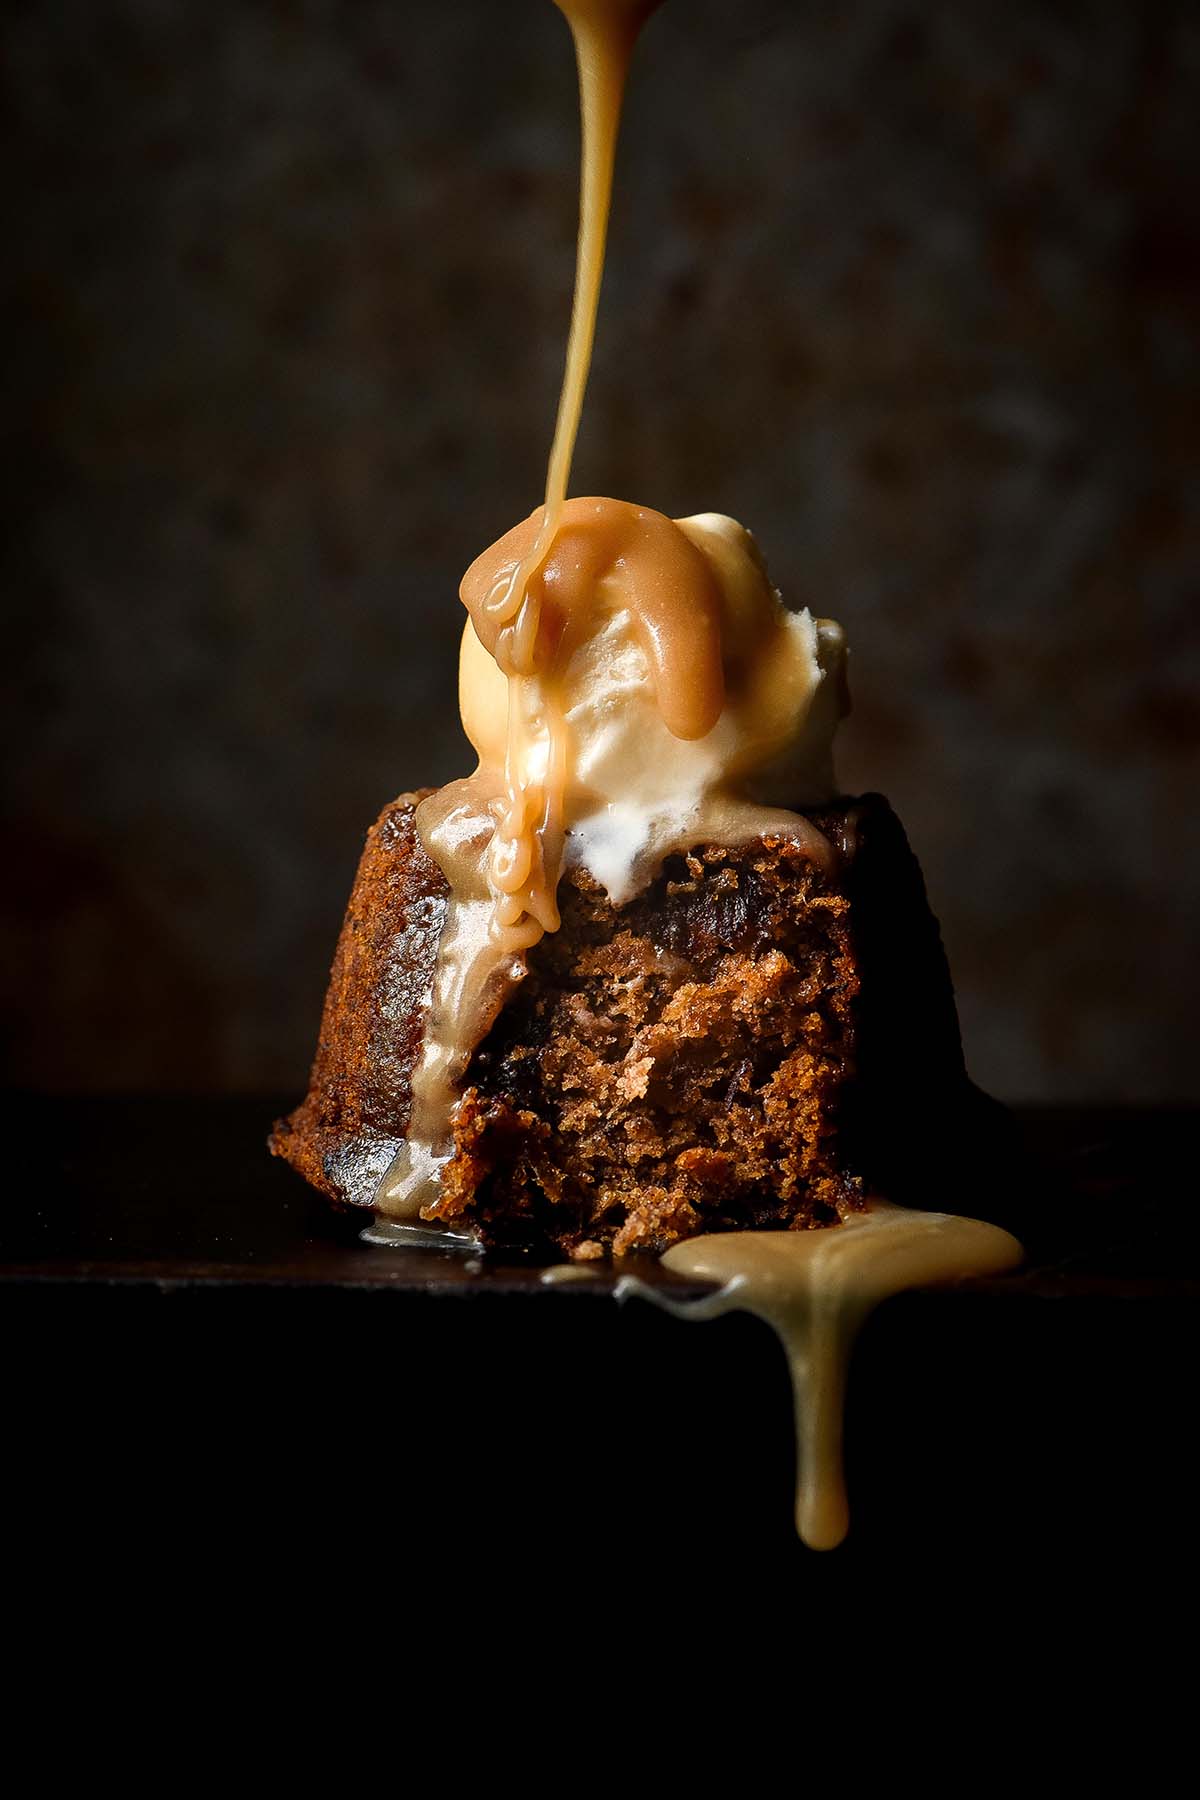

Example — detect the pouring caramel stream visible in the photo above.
[476,5,658,925]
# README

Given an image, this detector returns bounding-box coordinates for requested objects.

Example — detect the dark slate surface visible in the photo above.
[4,1098,1196,1597]
[1,1093,702,1294]
[2,1096,1196,1293]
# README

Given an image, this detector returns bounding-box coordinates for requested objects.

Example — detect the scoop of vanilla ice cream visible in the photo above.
[458,512,848,902]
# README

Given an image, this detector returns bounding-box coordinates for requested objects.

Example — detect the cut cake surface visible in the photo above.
[271,789,993,1256]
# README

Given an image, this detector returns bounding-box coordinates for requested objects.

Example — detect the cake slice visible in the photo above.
[271,786,978,1257]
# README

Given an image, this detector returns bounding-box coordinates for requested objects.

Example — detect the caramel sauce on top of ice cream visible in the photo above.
[464,498,727,747]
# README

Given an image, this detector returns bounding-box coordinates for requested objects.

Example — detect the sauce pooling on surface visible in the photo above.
[619,1203,1024,1549]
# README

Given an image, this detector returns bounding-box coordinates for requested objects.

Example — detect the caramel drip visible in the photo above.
[461,492,727,932]
[373,774,529,1219]
[374,1,664,1221]
[618,1203,1024,1550]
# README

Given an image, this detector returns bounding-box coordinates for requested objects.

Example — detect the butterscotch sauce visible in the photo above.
[618,1204,1024,1549]
[464,498,727,745]
[540,1262,605,1285]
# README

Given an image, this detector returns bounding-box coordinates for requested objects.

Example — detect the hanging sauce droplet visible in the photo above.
[618,1202,1023,1549]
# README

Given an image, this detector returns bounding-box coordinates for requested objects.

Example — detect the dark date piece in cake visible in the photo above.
[271,792,1001,1257]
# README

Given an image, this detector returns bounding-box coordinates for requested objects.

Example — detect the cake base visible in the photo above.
[272,791,1007,1255]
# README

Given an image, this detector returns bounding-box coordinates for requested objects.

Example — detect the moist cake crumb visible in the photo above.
[271,787,979,1257]
[431,838,863,1256]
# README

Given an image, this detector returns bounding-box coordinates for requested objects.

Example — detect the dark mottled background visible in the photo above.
[4,0,1198,1101]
